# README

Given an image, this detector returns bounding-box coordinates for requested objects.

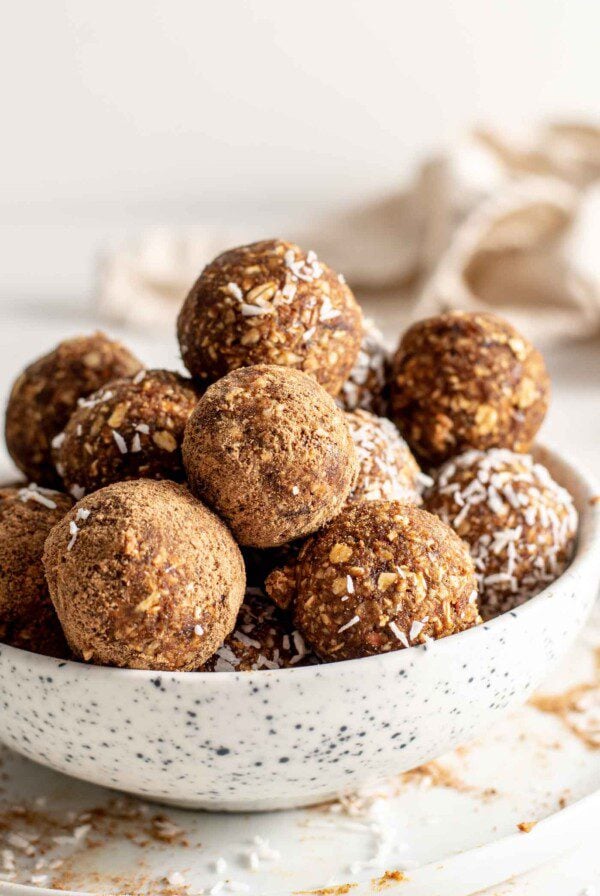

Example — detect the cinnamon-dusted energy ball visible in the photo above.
[54,370,200,497]
[424,449,578,618]
[200,590,315,672]
[338,318,390,416]
[346,409,427,505]
[266,501,480,662]
[177,239,362,396]
[0,484,73,655]
[389,312,550,466]
[5,333,142,486]
[183,365,358,548]
[43,479,245,671]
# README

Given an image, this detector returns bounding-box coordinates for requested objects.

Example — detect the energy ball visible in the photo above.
[0,484,73,654]
[266,501,479,662]
[200,590,315,672]
[338,318,390,416]
[5,333,142,486]
[346,409,428,505]
[177,239,363,396]
[43,479,245,671]
[389,311,550,466]
[183,365,359,548]
[54,369,200,497]
[424,449,578,618]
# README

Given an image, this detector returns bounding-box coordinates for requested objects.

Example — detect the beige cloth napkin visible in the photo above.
[97,122,600,344]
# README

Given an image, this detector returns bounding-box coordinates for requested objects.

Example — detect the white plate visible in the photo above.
[1,601,598,896]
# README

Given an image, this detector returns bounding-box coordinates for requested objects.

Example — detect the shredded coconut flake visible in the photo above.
[226,282,243,301]
[338,615,360,634]
[67,520,79,551]
[409,619,425,641]
[389,621,410,648]
[112,429,128,454]
[18,484,58,510]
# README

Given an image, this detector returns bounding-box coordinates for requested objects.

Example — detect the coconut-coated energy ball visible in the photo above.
[177,239,363,396]
[183,365,359,548]
[5,333,142,486]
[346,409,428,505]
[424,449,578,619]
[43,479,245,671]
[0,484,73,655]
[200,590,316,672]
[266,501,480,662]
[338,318,390,416]
[54,370,200,498]
[389,311,550,466]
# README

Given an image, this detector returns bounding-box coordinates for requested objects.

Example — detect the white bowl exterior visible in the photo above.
[0,445,599,811]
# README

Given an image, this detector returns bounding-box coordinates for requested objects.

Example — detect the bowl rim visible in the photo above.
[2,441,599,685]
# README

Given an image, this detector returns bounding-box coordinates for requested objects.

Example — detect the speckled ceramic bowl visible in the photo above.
[0,445,598,812]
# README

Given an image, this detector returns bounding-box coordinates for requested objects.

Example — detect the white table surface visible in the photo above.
[0,297,598,896]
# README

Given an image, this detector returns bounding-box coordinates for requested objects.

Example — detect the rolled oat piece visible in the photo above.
[424,448,578,618]
[389,311,550,466]
[177,239,363,396]
[43,479,245,671]
[5,332,142,486]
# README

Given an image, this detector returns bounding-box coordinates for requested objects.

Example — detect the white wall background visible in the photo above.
[0,0,597,300]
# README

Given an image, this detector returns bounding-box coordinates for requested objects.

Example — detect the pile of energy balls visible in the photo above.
[0,239,578,672]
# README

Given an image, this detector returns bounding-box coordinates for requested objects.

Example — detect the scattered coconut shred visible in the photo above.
[0,786,193,893]
[67,507,91,551]
[17,483,59,510]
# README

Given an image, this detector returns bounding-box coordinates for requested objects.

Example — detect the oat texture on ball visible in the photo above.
[346,409,428,505]
[266,501,480,662]
[200,589,316,672]
[389,311,550,466]
[54,369,200,498]
[43,479,245,671]
[0,484,73,657]
[338,318,390,415]
[183,365,358,548]
[177,239,363,396]
[425,449,578,618]
[5,332,142,486]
